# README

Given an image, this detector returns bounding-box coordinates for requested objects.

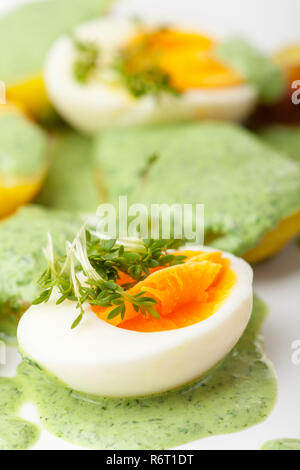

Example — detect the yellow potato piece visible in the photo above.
[7,74,52,122]
[0,104,48,218]
[274,44,300,68]
[0,173,46,219]
[0,101,26,116]
[244,210,300,263]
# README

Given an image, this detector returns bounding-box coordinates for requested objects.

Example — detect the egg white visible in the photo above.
[18,247,253,397]
[44,18,257,134]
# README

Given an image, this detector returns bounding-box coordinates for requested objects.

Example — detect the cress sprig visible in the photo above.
[72,36,100,83]
[71,34,180,98]
[33,227,186,329]
[114,53,179,98]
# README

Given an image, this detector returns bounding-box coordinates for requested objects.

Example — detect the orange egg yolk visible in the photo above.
[123,28,244,92]
[91,251,236,332]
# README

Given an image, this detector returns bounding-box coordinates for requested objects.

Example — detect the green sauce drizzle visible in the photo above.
[0,297,276,450]
[0,377,39,450]
[262,439,300,450]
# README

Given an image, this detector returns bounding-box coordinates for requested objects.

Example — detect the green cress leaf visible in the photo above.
[34,229,186,327]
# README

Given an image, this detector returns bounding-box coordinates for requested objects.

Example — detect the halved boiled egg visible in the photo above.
[18,247,253,397]
[44,18,257,134]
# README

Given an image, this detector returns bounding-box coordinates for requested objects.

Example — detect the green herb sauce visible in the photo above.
[0,206,81,315]
[216,38,285,104]
[95,122,300,256]
[0,0,113,84]
[0,114,48,179]
[262,439,300,450]
[37,130,101,212]
[0,297,277,450]
[260,126,300,250]
[0,377,39,450]
[260,126,300,163]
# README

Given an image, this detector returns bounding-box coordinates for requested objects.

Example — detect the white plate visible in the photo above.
[0,0,300,450]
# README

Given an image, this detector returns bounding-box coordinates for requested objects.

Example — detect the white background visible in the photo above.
[1,0,300,51]
[0,0,300,451]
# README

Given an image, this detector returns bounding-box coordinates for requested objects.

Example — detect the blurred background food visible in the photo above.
[260,126,300,162]
[251,44,300,126]
[44,18,283,133]
[0,0,112,123]
[0,104,48,218]
[36,130,100,211]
